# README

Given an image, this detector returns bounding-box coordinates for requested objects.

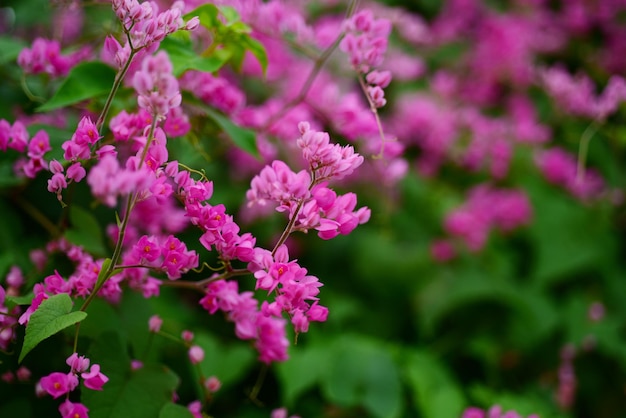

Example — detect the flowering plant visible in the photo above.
[0,1,625,417]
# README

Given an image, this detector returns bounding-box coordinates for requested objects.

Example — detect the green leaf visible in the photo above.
[64,205,107,256]
[276,342,329,406]
[405,350,465,418]
[5,293,35,309]
[84,332,180,418]
[184,4,220,29]
[218,6,242,26]
[37,61,116,112]
[159,37,230,77]
[239,36,268,74]
[527,184,615,287]
[159,403,194,418]
[195,332,255,388]
[321,335,403,418]
[0,36,27,65]
[94,258,112,292]
[19,293,87,363]
[203,106,259,158]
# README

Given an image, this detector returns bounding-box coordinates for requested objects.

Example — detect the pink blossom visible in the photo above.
[149,314,163,332]
[204,376,221,392]
[18,285,48,325]
[16,366,31,382]
[39,372,79,399]
[81,364,109,390]
[188,345,205,364]
[66,353,90,373]
[59,400,89,418]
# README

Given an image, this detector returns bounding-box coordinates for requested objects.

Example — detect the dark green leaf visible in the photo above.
[5,293,34,308]
[0,36,27,65]
[159,403,194,418]
[64,205,106,256]
[19,293,87,362]
[84,332,180,418]
[37,61,116,112]
[276,342,329,406]
[195,332,255,388]
[321,335,403,418]
[203,107,259,158]
[405,350,465,418]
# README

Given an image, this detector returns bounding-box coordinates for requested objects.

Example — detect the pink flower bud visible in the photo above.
[188,345,204,364]
[148,314,163,332]
[204,376,221,393]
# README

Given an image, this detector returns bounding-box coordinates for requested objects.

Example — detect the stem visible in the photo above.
[12,195,61,237]
[20,73,45,103]
[576,117,602,185]
[357,75,388,159]
[73,115,158,351]
[271,199,305,257]
[248,363,268,404]
[96,46,137,132]
[260,0,359,132]
[159,268,250,290]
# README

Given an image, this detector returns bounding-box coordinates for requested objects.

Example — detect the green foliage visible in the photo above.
[84,332,180,418]
[184,4,268,73]
[203,106,260,159]
[19,293,87,362]
[194,332,256,388]
[64,205,107,257]
[159,403,194,418]
[160,35,231,77]
[37,62,116,112]
[0,36,26,65]
[405,350,465,418]
[320,335,403,418]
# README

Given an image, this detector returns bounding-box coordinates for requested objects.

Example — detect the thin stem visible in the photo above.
[576,117,602,185]
[73,115,158,351]
[271,199,305,257]
[248,363,268,404]
[260,0,359,132]
[357,75,388,159]
[95,46,137,132]
[159,268,250,291]
[13,195,61,237]
[20,73,46,103]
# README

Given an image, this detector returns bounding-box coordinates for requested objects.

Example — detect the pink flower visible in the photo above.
[39,372,79,399]
[149,314,163,332]
[188,345,204,364]
[81,364,109,390]
[204,376,221,393]
[66,353,90,373]
[59,400,89,418]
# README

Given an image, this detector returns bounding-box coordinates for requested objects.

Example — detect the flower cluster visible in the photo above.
[127,234,199,281]
[0,267,24,350]
[132,51,182,120]
[38,353,108,418]
[540,66,626,119]
[432,185,532,259]
[247,122,370,240]
[17,37,89,77]
[534,147,604,201]
[200,279,290,363]
[111,0,199,53]
[340,10,393,109]
[461,405,539,418]
[0,119,53,178]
